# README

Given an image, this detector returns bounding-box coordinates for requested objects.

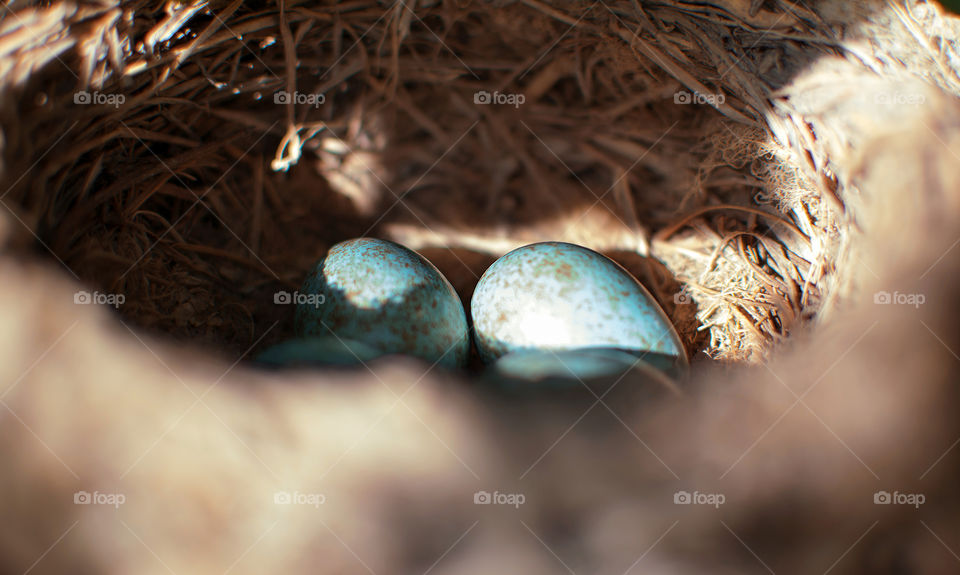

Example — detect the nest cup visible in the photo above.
[4,0,960,573]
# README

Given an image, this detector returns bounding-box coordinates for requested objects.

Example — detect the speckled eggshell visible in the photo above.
[294,238,469,368]
[489,348,680,391]
[471,242,686,364]
[493,348,648,382]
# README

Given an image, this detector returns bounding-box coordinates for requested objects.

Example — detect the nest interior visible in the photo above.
[0,0,884,365]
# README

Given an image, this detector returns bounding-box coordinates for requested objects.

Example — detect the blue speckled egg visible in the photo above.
[471,242,685,365]
[255,337,383,368]
[493,348,649,383]
[294,238,470,368]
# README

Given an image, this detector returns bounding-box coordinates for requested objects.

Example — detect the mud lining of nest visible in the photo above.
[0,0,881,362]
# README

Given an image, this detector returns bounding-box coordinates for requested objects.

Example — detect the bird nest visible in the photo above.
[3,0,960,573]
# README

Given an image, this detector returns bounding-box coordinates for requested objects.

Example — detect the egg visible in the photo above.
[488,348,682,396]
[255,336,383,368]
[493,348,650,383]
[471,242,685,366]
[294,238,470,368]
